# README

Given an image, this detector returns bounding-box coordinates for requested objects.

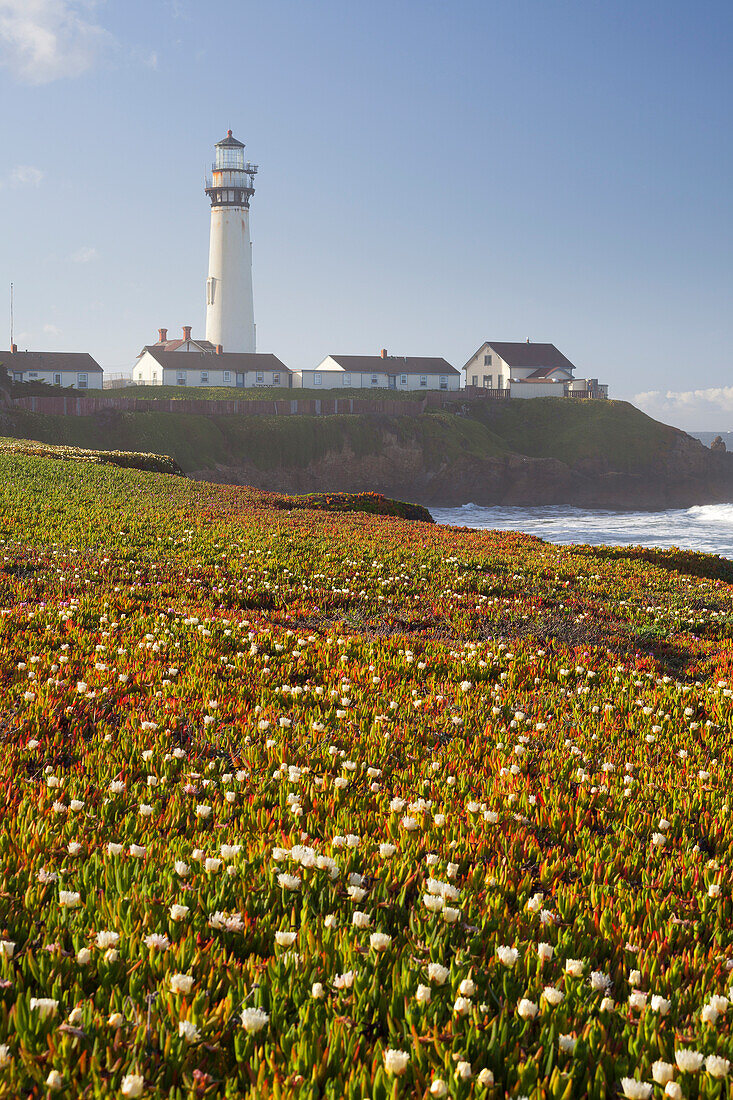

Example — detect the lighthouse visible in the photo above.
[204,130,257,352]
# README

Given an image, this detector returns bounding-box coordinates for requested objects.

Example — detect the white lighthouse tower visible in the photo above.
[204,130,257,353]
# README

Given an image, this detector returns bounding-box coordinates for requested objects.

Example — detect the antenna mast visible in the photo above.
[9,283,13,348]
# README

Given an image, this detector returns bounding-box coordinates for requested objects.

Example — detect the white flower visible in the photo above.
[46,1070,63,1091]
[442,906,460,923]
[477,1068,494,1086]
[383,1049,410,1075]
[706,1054,730,1077]
[517,998,538,1019]
[370,932,391,951]
[95,931,120,949]
[559,1034,576,1053]
[620,1079,652,1099]
[241,1007,269,1034]
[430,1079,448,1097]
[401,815,418,831]
[590,970,611,991]
[652,1061,674,1085]
[169,974,194,995]
[415,983,431,1004]
[352,910,371,929]
[543,986,564,1006]
[196,804,212,819]
[332,971,356,990]
[454,996,472,1016]
[629,990,648,1011]
[497,945,519,967]
[564,958,584,977]
[664,1084,682,1100]
[537,941,554,962]
[675,1049,704,1073]
[0,941,15,959]
[170,904,189,921]
[59,890,81,909]
[76,947,91,965]
[455,1060,472,1080]
[204,858,222,873]
[107,843,124,857]
[379,843,396,858]
[30,997,58,1019]
[129,845,146,858]
[139,804,153,817]
[311,982,325,999]
[0,1044,11,1067]
[277,873,301,891]
[143,933,170,950]
[121,1074,145,1097]
[458,978,476,997]
[428,962,450,985]
[174,861,190,877]
[650,994,671,1015]
[275,931,297,947]
[600,996,615,1012]
[178,1020,200,1041]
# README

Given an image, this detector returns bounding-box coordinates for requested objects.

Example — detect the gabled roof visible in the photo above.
[325,355,460,376]
[486,342,576,373]
[524,365,573,379]
[0,350,103,372]
[142,348,291,373]
[137,339,217,357]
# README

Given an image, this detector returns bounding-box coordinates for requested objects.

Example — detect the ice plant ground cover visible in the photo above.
[2,454,733,1098]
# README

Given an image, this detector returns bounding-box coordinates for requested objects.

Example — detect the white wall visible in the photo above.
[9,367,102,389]
[509,381,567,399]
[205,205,255,353]
[464,346,511,389]
[132,352,289,387]
[298,358,460,391]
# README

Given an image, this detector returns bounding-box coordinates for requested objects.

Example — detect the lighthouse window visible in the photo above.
[206,278,216,305]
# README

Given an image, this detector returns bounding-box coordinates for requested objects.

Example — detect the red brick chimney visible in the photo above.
[157,328,167,344]
[182,325,192,341]
[11,343,17,353]
[216,344,223,355]
[380,348,388,359]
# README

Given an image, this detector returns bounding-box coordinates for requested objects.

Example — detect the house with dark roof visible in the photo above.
[0,348,103,389]
[296,350,461,391]
[133,327,291,387]
[463,341,607,399]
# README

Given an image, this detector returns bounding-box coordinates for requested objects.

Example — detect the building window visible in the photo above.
[342,372,351,386]
[419,375,427,387]
[54,373,61,385]
[256,371,264,384]
[77,373,88,389]
[401,374,407,385]
[371,375,378,386]
[471,375,478,387]
[28,371,37,378]
[200,372,209,383]
[439,375,447,390]
[313,373,321,386]
[152,371,158,382]
[223,371,230,382]
[484,354,492,365]
[12,371,22,381]
[206,277,216,305]
[273,373,280,384]
[177,373,186,386]
[497,376,503,389]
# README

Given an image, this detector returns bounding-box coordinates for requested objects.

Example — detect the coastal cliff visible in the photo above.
[3,398,732,509]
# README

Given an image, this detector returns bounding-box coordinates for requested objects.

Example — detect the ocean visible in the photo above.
[429,503,733,557]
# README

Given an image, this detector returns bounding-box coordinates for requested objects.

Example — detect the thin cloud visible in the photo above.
[0,0,114,84]
[43,323,61,335]
[11,164,44,185]
[635,387,733,430]
[69,245,98,263]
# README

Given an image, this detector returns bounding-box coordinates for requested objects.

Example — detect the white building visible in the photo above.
[205,130,257,353]
[0,348,103,389]
[133,330,290,388]
[463,341,608,399]
[295,351,461,391]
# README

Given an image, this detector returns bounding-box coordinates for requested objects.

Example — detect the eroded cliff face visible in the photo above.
[189,429,733,509]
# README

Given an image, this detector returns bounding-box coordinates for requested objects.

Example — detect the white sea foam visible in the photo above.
[430,503,733,558]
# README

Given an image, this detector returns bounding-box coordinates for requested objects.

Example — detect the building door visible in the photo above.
[388,375,396,389]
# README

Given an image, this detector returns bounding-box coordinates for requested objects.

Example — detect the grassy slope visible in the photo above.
[0,398,701,479]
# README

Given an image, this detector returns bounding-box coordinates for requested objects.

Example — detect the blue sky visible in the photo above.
[0,0,731,428]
